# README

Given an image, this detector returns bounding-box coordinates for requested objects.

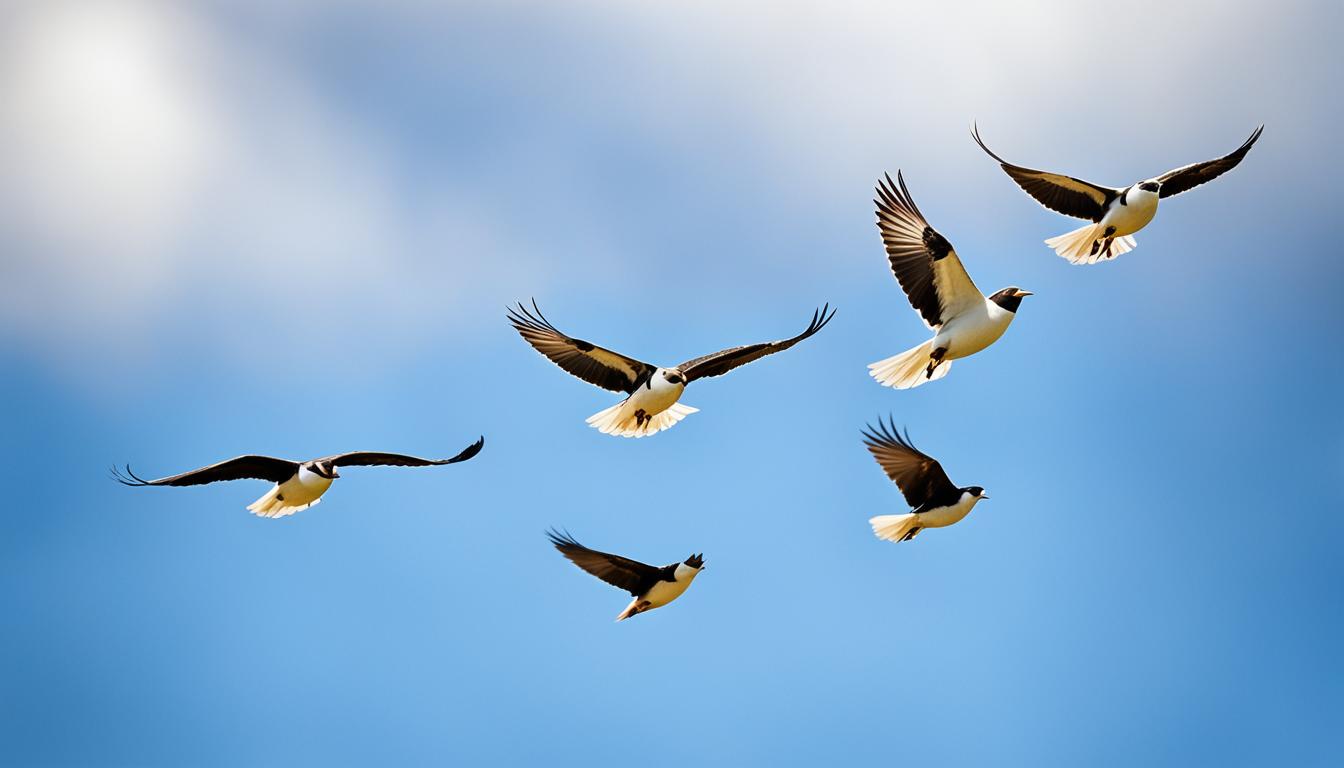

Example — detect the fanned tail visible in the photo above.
[870,513,921,543]
[586,402,698,438]
[246,487,320,519]
[868,340,951,389]
[1045,223,1137,265]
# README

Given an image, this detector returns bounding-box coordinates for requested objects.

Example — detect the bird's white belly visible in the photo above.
[643,576,694,608]
[1104,191,1158,235]
[622,378,684,420]
[935,306,1012,359]
[278,472,332,506]
[920,494,979,528]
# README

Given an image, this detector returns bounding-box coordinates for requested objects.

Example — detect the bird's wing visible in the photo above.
[111,456,298,486]
[875,172,984,329]
[508,300,655,394]
[861,417,958,509]
[325,436,485,468]
[677,305,835,383]
[547,530,662,597]
[1155,126,1263,198]
[972,125,1117,222]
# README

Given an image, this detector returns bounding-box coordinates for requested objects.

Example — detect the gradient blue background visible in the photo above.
[3,1,1341,765]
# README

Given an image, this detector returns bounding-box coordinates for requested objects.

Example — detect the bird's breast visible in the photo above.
[628,376,684,414]
[1106,190,1159,234]
[643,575,695,608]
[919,494,980,528]
[936,307,1012,359]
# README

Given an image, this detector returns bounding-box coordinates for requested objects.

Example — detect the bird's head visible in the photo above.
[684,553,705,571]
[662,369,686,385]
[307,460,339,479]
[989,287,1033,313]
[1138,180,1161,194]
[966,486,989,501]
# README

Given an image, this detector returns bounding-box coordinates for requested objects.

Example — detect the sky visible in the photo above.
[2,0,1342,764]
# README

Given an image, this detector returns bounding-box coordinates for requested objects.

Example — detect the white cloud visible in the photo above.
[0,0,532,378]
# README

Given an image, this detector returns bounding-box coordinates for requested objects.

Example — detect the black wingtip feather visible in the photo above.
[110,464,152,486]
[448,436,485,463]
[860,415,920,455]
[546,527,582,551]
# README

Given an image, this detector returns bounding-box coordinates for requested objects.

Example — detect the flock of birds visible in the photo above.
[114,125,1262,621]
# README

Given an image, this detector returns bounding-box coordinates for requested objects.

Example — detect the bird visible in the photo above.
[868,171,1031,389]
[862,417,988,543]
[547,529,705,621]
[972,124,1263,264]
[111,437,485,518]
[509,300,835,437]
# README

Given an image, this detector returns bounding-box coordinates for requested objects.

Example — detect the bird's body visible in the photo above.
[862,418,987,543]
[868,172,1030,389]
[619,562,701,621]
[585,367,695,437]
[548,530,704,621]
[112,437,485,517]
[247,465,334,518]
[930,297,1018,362]
[974,125,1262,264]
[510,301,833,437]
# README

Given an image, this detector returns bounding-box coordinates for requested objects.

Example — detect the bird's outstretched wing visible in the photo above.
[875,172,983,329]
[509,301,656,394]
[972,125,1118,222]
[677,305,835,383]
[324,436,485,468]
[547,529,662,597]
[1156,126,1263,198]
[111,456,298,487]
[861,417,958,510]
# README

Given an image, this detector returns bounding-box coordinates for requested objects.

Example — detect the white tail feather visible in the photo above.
[870,513,919,543]
[868,340,951,389]
[1045,224,1137,265]
[246,487,320,519]
[586,402,698,438]
[616,599,649,621]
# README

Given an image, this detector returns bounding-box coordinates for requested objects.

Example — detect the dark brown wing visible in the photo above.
[547,529,661,597]
[1156,126,1263,198]
[325,436,484,468]
[875,172,983,330]
[111,456,298,487]
[973,124,1117,222]
[509,300,654,394]
[860,417,958,509]
[678,305,834,383]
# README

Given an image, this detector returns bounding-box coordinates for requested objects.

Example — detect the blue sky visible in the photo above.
[2,1,1341,765]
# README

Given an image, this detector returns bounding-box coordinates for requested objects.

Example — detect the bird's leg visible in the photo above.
[634,409,649,427]
[925,347,947,379]
[1098,226,1118,259]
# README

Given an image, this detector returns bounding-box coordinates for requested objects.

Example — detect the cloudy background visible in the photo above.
[2,1,1341,765]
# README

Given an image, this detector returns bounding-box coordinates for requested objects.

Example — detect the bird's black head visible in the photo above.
[989,287,1033,313]
[964,486,989,500]
[663,370,685,385]
[307,460,339,479]
[1139,181,1161,193]
[684,553,705,570]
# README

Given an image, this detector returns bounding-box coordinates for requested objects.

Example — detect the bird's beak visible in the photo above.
[980,492,990,500]
[1014,290,1033,297]
[331,470,340,478]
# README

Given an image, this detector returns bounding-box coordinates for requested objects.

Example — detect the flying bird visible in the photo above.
[973,124,1263,264]
[111,437,484,518]
[869,171,1031,389]
[863,418,987,543]
[509,300,834,437]
[547,529,704,621]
